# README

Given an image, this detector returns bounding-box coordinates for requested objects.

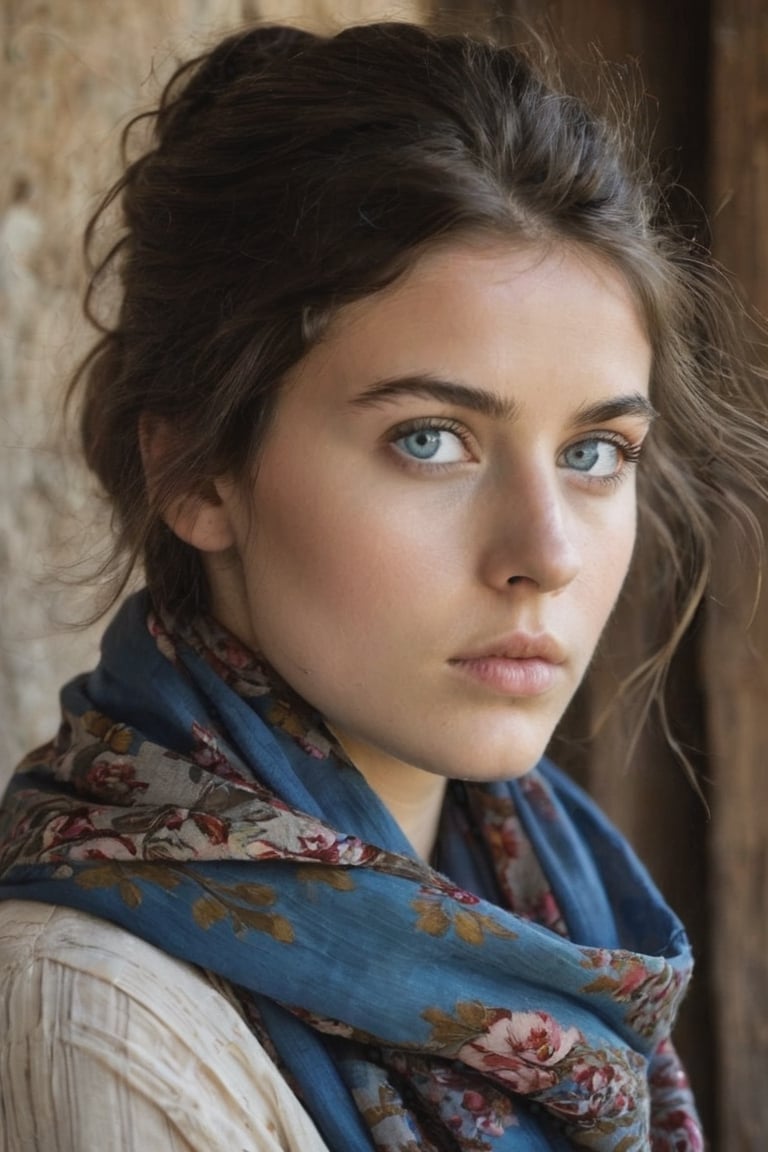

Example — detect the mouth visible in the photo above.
[452,631,566,664]
[448,633,565,698]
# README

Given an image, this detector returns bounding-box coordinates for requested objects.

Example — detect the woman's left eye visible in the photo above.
[558,436,638,479]
[391,425,469,464]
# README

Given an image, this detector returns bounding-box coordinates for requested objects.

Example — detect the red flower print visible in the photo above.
[297,826,345,862]
[41,810,138,861]
[532,890,563,930]
[547,1050,644,1126]
[571,1058,632,1114]
[519,775,557,820]
[460,1088,510,1137]
[190,811,230,846]
[459,1011,582,1093]
[217,637,251,670]
[43,810,92,843]
[82,757,149,800]
[614,961,650,999]
[499,818,522,858]
[436,881,481,906]
[400,1061,518,1142]
[651,1108,705,1152]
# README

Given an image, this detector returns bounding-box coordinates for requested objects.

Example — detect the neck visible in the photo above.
[329,728,447,862]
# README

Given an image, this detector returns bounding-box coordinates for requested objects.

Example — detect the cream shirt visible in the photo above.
[0,900,331,1152]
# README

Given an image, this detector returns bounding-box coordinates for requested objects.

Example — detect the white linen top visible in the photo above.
[0,900,331,1152]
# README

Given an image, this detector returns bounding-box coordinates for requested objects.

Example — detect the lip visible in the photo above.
[453,631,566,664]
[449,632,566,698]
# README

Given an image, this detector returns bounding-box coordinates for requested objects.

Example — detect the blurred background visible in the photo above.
[2,2,767,1148]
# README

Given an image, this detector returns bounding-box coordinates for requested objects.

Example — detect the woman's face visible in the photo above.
[205,240,653,782]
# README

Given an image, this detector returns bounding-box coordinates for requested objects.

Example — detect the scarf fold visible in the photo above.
[0,591,702,1151]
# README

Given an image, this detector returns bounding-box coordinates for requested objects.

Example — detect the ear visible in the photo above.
[139,414,237,553]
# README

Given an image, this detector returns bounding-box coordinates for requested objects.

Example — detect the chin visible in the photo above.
[415,735,551,783]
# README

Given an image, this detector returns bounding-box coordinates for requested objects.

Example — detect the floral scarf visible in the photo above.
[0,591,702,1151]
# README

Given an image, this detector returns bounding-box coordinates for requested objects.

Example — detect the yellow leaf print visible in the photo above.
[75,863,130,890]
[362,1084,411,1133]
[412,894,517,945]
[82,711,133,753]
[456,1000,494,1032]
[412,898,452,937]
[193,896,228,930]
[229,882,279,905]
[295,866,356,890]
[479,914,517,940]
[117,879,142,909]
[581,975,620,995]
[232,908,294,943]
[422,1001,495,1049]
[454,909,484,945]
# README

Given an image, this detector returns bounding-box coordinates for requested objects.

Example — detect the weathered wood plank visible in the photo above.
[708,4,768,1149]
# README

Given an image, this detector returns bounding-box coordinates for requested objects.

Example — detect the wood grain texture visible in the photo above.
[708,3,768,1149]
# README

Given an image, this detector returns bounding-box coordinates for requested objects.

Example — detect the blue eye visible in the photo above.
[560,438,624,477]
[392,426,468,464]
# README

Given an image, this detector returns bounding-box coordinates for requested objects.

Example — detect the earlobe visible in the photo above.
[139,413,237,554]
[166,492,238,553]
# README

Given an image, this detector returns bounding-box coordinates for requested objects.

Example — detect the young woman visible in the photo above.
[0,20,763,1152]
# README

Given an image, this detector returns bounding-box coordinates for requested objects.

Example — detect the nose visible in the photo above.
[478,467,581,595]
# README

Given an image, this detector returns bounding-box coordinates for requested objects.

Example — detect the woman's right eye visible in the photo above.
[391,424,470,465]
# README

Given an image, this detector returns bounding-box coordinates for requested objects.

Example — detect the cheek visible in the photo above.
[243,455,458,636]
[580,499,637,624]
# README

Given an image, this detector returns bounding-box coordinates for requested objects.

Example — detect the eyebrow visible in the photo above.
[349,373,657,425]
[572,395,658,426]
[349,375,517,420]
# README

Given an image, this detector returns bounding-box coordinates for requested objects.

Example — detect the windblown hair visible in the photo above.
[71,21,766,760]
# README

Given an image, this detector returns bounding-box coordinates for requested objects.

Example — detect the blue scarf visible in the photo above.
[0,591,702,1150]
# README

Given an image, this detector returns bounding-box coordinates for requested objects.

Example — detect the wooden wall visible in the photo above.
[3,2,766,1148]
[707,4,768,1149]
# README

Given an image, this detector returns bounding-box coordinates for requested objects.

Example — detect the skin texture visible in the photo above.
[173,240,653,858]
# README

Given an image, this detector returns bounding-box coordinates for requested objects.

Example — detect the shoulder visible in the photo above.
[0,900,329,1152]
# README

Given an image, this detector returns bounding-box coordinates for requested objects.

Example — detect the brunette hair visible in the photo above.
[72,21,766,755]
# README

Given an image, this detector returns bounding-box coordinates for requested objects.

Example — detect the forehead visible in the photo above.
[288,238,652,401]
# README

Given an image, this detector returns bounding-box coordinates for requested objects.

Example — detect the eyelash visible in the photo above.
[386,418,646,483]
[386,417,475,468]
[565,431,645,489]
